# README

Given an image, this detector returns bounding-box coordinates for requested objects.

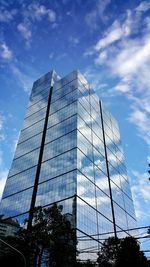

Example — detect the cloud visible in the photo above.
[85,0,111,29]
[131,170,150,222]
[0,114,6,142]
[0,43,12,60]
[135,1,150,12]
[11,65,34,93]
[69,36,79,46]
[28,3,56,22]
[0,115,4,131]
[17,23,32,43]
[95,20,130,51]
[0,169,8,201]
[86,2,150,147]
[0,8,17,22]
[128,108,150,146]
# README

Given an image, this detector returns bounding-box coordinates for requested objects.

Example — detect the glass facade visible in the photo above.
[0,70,137,262]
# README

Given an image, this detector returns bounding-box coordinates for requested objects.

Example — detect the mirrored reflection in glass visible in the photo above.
[0,188,33,217]
[96,187,112,220]
[47,101,77,128]
[94,166,110,195]
[8,148,40,177]
[3,167,37,198]
[113,202,128,229]
[45,115,77,144]
[97,213,114,237]
[43,130,77,162]
[15,133,42,159]
[77,148,94,183]
[39,148,77,183]
[36,171,76,207]
[77,170,96,208]
[19,119,45,144]
[77,197,97,236]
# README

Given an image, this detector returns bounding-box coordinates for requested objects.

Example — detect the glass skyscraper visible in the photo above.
[0,70,137,262]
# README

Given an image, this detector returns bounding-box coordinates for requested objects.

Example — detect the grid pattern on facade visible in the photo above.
[0,70,137,261]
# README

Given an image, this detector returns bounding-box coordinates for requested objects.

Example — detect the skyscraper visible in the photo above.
[0,70,137,262]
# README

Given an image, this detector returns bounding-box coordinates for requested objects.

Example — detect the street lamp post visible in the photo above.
[0,237,26,267]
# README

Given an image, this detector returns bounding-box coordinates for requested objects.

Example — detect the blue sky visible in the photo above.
[0,0,150,257]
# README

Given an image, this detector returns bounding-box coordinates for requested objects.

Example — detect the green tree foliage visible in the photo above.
[0,204,76,267]
[97,236,148,267]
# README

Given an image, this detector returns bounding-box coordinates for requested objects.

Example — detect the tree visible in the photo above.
[97,236,148,267]
[0,204,77,267]
[116,236,148,267]
[97,237,120,266]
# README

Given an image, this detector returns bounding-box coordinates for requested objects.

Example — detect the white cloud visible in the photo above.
[95,25,123,51]
[17,23,32,42]
[69,36,79,46]
[85,0,111,29]
[28,3,56,22]
[0,43,12,60]
[128,109,150,146]
[95,50,108,65]
[0,169,8,201]
[147,156,150,163]
[88,3,150,147]
[0,8,17,22]
[0,115,4,131]
[131,170,150,221]
[0,114,6,142]
[111,37,150,77]
[11,65,34,93]
[95,12,131,51]
[135,1,150,12]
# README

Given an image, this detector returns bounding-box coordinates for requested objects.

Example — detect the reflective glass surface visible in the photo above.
[0,70,137,264]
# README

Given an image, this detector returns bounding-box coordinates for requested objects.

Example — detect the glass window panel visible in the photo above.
[93,147,107,173]
[45,115,77,144]
[25,97,48,118]
[91,118,103,140]
[77,131,93,161]
[47,101,77,128]
[92,131,104,156]
[77,116,92,142]
[111,181,125,209]
[94,166,109,195]
[0,188,33,217]
[22,107,46,129]
[77,149,94,183]
[96,188,112,220]
[15,133,42,159]
[43,130,77,161]
[51,80,77,103]
[36,171,76,207]
[77,171,96,207]
[78,97,91,115]
[53,71,78,91]
[8,148,40,177]
[97,213,114,237]
[3,167,36,197]
[50,89,78,114]
[40,148,77,183]
[19,119,45,143]
[77,102,91,129]
[113,202,128,229]
[28,89,49,107]
[123,194,136,218]
[77,197,97,236]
